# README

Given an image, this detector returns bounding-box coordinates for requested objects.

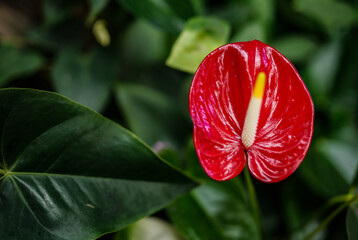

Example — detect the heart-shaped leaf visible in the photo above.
[0,88,196,240]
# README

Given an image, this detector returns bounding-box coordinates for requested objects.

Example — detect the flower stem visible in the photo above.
[244,165,261,233]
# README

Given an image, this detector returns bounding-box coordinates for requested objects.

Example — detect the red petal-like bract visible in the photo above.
[189,40,314,183]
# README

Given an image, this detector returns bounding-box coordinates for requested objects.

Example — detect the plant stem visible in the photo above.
[0,169,5,175]
[244,165,261,233]
[303,194,358,240]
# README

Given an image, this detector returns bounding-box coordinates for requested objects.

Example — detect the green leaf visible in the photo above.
[114,217,183,240]
[300,138,358,197]
[116,0,196,33]
[347,203,358,240]
[168,180,260,240]
[166,16,230,73]
[304,39,342,106]
[121,20,167,64]
[0,88,196,240]
[231,21,266,43]
[272,35,318,62]
[52,47,116,112]
[0,45,43,87]
[249,0,274,26]
[293,0,358,33]
[114,84,188,147]
[87,0,110,23]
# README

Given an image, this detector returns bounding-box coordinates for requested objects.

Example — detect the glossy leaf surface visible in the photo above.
[189,40,314,182]
[0,88,196,240]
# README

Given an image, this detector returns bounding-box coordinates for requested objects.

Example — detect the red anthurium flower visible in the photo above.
[189,40,314,183]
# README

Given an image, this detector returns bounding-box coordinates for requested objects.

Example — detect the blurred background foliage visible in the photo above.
[0,0,358,239]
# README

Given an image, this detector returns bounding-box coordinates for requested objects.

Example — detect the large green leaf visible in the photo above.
[52,47,116,112]
[116,0,196,33]
[166,16,230,73]
[0,45,43,87]
[0,88,196,240]
[167,180,260,240]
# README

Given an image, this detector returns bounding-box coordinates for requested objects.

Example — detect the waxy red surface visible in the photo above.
[189,40,314,183]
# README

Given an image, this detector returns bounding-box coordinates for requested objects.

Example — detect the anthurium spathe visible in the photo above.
[189,40,314,183]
